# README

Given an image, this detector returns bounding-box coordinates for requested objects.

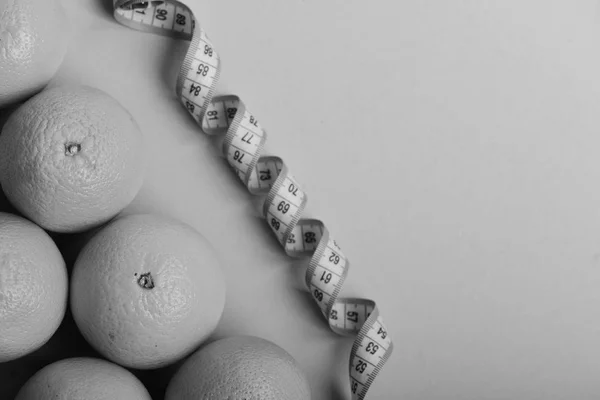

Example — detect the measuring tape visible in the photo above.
[113,1,394,398]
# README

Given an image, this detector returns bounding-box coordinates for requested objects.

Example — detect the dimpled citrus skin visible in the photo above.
[165,336,312,400]
[0,0,69,107]
[0,85,146,233]
[0,212,67,362]
[14,357,152,400]
[70,213,226,370]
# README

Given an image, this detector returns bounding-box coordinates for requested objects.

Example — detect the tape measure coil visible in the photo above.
[113,1,394,398]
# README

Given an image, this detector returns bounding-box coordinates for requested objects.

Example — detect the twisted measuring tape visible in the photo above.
[112,1,394,398]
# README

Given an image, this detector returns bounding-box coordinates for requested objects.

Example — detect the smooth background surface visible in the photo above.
[6,0,600,399]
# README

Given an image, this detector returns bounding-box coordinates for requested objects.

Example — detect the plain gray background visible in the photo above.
[51,0,600,399]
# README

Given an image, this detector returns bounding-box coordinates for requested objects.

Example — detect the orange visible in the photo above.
[14,357,152,400]
[0,211,67,362]
[70,213,226,370]
[165,335,311,400]
[0,85,146,233]
[0,0,69,108]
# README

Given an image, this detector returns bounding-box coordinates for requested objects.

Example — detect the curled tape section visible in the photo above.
[113,1,394,398]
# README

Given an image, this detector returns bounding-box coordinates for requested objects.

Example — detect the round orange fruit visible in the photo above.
[0,0,69,108]
[0,211,67,362]
[14,357,152,400]
[0,85,146,233]
[70,213,226,369]
[165,335,311,400]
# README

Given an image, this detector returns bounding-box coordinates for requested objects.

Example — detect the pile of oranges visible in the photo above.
[0,1,312,398]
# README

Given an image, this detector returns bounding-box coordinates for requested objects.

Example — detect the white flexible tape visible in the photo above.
[113,1,394,398]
